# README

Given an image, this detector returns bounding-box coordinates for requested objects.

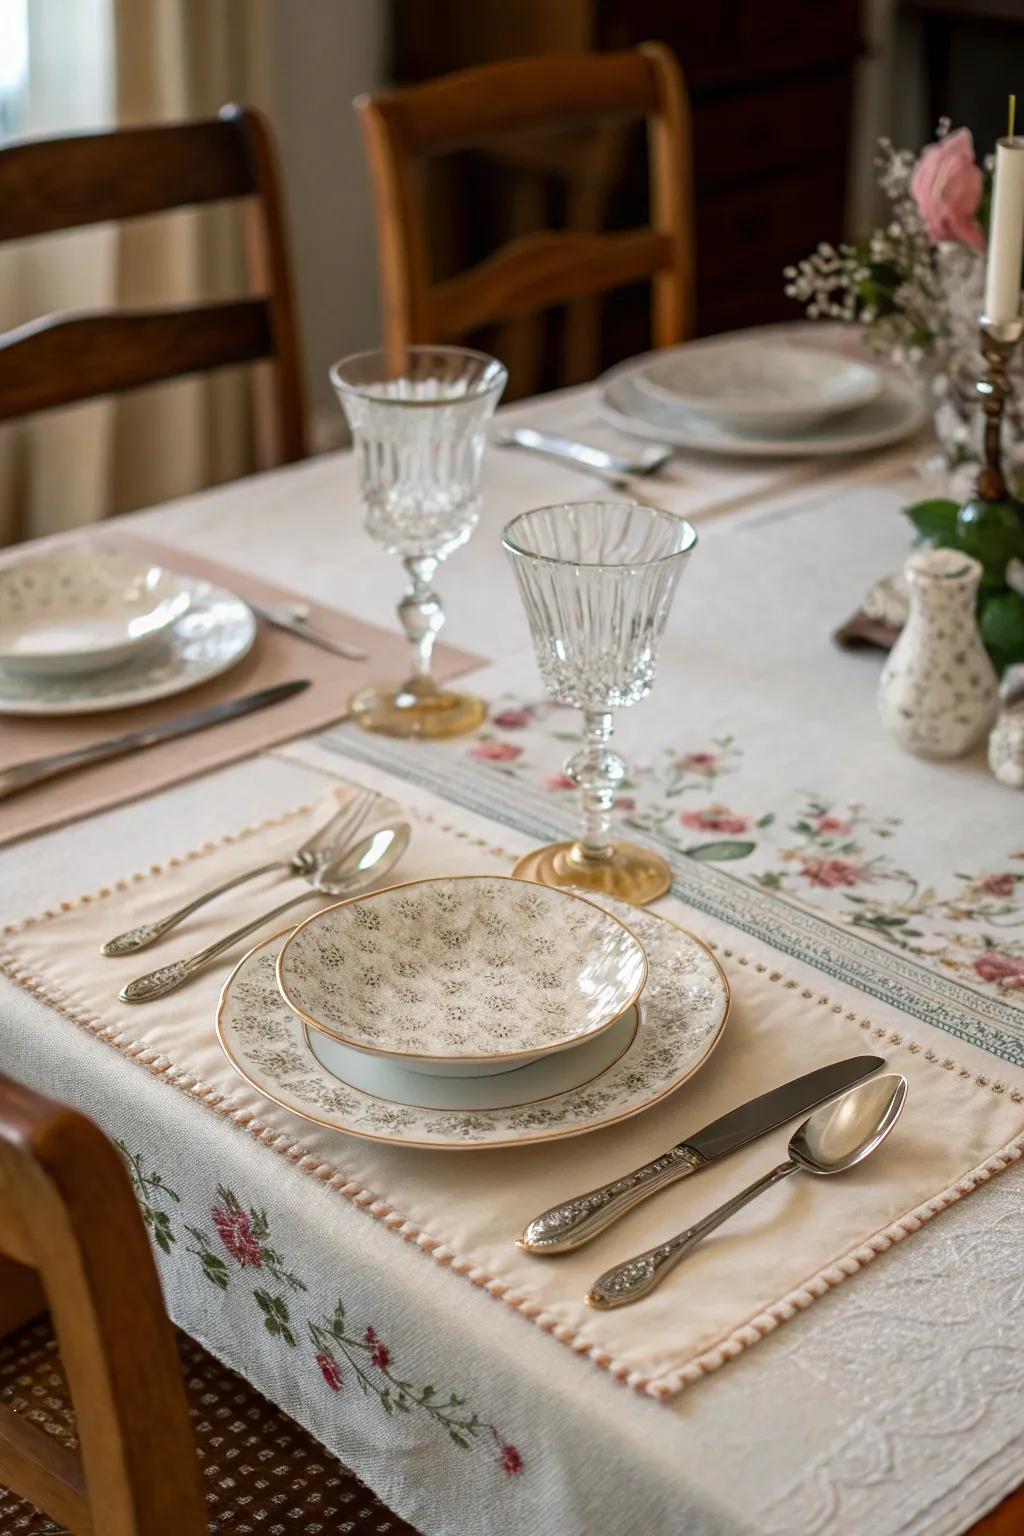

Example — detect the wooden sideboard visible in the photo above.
[388,0,863,389]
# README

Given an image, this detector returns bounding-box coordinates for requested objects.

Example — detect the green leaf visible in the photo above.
[756,813,775,828]
[956,499,1024,579]
[686,840,756,862]
[980,590,1024,673]
[904,499,958,544]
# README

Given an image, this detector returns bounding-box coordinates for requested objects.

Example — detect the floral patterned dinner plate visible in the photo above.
[216,894,730,1151]
[0,575,255,716]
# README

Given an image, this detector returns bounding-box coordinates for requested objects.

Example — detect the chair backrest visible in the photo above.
[0,104,307,467]
[0,1071,207,1536]
[356,43,694,358]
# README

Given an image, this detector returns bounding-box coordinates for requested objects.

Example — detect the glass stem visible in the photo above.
[567,709,626,865]
[398,555,444,691]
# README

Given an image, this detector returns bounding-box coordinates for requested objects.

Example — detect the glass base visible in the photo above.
[511,840,672,906]
[349,678,486,739]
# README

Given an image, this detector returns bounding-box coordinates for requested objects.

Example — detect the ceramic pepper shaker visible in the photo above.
[878,546,999,759]
[989,664,1024,788]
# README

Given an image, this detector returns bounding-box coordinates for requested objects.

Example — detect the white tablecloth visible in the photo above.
[3,357,1023,1536]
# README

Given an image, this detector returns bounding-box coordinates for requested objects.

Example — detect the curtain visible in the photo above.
[0,0,277,546]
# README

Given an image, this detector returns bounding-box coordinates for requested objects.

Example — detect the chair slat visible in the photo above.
[366,49,659,153]
[0,301,273,419]
[0,1405,91,1536]
[429,228,675,339]
[0,119,256,242]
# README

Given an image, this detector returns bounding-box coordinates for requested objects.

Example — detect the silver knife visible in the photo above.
[517,1055,885,1254]
[0,679,310,801]
[250,602,367,662]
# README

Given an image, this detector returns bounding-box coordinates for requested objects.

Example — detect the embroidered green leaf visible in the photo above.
[686,840,756,862]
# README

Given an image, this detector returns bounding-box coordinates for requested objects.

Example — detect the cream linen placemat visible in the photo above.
[4,783,1023,1399]
[0,533,481,848]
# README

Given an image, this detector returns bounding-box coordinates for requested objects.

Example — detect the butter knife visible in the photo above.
[517,1055,884,1254]
[0,679,310,801]
[250,602,367,662]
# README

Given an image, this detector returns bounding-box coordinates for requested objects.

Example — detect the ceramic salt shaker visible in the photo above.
[878,546,998,759]
[988,664,1024,788]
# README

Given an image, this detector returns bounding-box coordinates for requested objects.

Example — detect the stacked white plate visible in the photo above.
[599,336,927,458]
[217,874,731,1150]
[0,548,255,716]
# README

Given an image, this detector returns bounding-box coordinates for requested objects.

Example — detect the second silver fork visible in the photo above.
[100,788,376,957]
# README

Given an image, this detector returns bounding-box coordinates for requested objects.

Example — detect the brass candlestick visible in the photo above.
[976,313,1024,503]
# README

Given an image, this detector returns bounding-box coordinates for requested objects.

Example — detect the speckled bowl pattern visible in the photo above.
[276,875,648,1075]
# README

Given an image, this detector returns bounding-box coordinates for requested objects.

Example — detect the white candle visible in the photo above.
[984,136,1024,326]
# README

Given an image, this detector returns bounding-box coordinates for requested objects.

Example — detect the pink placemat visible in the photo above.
[0,532,482,847]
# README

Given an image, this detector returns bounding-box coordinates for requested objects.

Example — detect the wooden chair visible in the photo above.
[0,105,308,467]
[356,44,694,379]
[0,1071,414,1535]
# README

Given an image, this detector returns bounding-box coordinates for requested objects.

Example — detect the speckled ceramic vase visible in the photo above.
[878,546,998,759]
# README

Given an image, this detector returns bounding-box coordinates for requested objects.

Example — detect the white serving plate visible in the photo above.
[599,360,927,459]
[276,875,647,1077]
[631,341,882,433]
[216,896,730,1151]
[0,549,192,677]
[0,575,256,716]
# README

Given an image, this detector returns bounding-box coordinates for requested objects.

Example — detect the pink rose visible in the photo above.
[680,805,749,835]
[910,128,985,251]
[974,951,1024,987]
[212,1204,263,1268]
[364,1326,391,1370]
[491,706,531,729]
[816,816,851,836]
[614,795,636,812]
[315,1351,343,1391]
[676,752,718,776]
[981,873,1016,899]
[470,740,522,763]
[799,856,862,889]
[544,773,576,791]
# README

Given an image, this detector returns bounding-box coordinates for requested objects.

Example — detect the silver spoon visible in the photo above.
[101,790,376,956]
[588,1073,907,1310]
[119,822,410,1003]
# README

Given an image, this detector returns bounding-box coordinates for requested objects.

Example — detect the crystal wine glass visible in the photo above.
[503,500,697,904]
[330,346,507,737]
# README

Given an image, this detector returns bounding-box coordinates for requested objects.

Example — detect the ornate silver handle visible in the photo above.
[118,890,317,1003]
[518,1145,705,1254]
[587,1160,798,1309]
[101,860,290,956]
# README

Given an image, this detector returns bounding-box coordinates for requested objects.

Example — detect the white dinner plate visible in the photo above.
[599,357,927,458]
[216,894,730,1151]
[0,548,192,677]
[0,575,256,716]
[631,342,882,434]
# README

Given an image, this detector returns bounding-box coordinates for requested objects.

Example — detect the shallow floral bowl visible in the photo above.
[632,341,882,435]
[276,875,648,1077]
[0,548,192,677]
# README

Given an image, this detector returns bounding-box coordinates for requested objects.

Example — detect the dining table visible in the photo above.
[2,323,1022,1536]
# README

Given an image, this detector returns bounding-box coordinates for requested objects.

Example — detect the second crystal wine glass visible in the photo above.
[331,346,507,737]
[503,501,697,904]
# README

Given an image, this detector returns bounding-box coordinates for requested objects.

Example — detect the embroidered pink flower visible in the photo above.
[816,816,852,836]
[974,951,1024,987]
[614,795,636,812]
[315,1351,343,1391]
[981,873,1016,898]
[491,706,531,729]
[910,127,985,251]
[211,1203,263,1268]
[544,772,576,791]
[676,751,718,776]
[498,1442,524,1476]
[799,856,863,889]
[470,740,522,764]
[364,1326,391,1370]
[680,805,749,835]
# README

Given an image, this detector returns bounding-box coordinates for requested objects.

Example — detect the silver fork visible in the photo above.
[100,789,376,957]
